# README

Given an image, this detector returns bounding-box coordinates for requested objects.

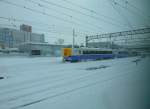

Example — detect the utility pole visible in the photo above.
[72,28,75,50]
[85,36,88,47]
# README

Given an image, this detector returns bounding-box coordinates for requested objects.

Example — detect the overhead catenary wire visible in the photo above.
[0,16,97,36]
[0,0,102,33]
[112,0,150,27]
[39,0,130,29]
[107,0,133,29]
[24,0,104,31]
[61,0,129,26]
[0,0,75,24]
[0,17,91,40]
[0,21,72,37]
[1,0,149,47]
[0,16,70,35]
[2,16,70,30]
[123,0,150,20]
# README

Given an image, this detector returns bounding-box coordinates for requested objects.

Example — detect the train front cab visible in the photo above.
[62,48,72,62]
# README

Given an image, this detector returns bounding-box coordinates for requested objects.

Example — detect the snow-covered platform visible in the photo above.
[0,57,149,109]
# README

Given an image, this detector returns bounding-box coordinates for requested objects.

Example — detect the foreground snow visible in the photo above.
[0,56,149,109]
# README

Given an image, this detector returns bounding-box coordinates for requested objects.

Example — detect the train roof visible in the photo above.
[75,47,113,51]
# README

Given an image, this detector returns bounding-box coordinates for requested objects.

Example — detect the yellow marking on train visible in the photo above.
[62,48,72,57]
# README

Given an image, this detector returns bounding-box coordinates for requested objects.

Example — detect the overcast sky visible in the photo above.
[0,0,150,45]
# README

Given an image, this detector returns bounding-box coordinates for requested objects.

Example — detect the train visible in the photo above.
[62,47,138,62]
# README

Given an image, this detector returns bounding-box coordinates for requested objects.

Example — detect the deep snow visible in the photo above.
[0,56,149,109]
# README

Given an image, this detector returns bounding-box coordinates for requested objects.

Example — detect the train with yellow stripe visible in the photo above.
[62,47,138,62]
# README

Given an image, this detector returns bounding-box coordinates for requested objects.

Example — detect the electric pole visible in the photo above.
[72,28,75,50]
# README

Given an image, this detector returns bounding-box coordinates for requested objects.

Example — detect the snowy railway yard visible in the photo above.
[0,57,149,109]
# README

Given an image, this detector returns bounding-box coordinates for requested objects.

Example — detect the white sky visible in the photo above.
[0,0,150,45]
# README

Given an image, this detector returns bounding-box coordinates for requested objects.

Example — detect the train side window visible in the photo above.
[83,51,87,54]
[79,50,81,54]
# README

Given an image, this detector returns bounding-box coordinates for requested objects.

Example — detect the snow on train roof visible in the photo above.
[74,47,114,51]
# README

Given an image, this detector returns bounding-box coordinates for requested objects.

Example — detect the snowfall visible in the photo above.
[0,56,149,109]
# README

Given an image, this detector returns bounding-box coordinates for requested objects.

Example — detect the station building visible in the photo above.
[19,42,64,56]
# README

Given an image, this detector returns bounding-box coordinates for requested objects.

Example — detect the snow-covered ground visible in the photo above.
[0,56,149,109]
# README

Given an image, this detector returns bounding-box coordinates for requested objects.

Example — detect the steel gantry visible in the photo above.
[85,28,150,48]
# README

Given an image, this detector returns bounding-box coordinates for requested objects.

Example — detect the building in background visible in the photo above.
[20,24,32,32]
[19,42,64,56]
[0,27,45,48]
[0,25,64,56]
[0,28,13,48]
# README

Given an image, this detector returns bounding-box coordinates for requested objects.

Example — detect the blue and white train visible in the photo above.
[62,47,138,62]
